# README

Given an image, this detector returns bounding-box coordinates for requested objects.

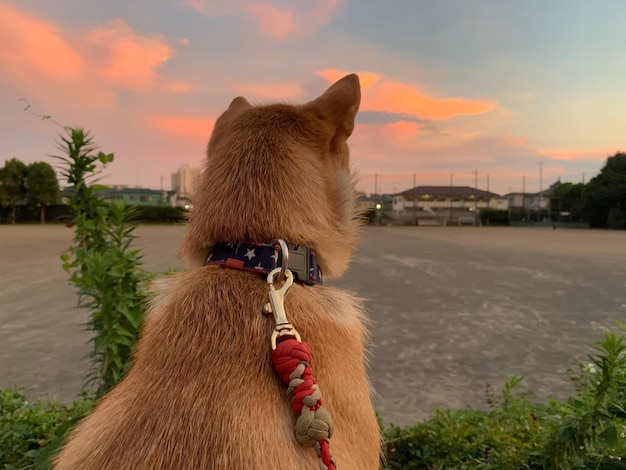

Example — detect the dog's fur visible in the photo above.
[54,74,381,469]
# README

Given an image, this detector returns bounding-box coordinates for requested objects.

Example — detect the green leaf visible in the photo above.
[599,424,618,446]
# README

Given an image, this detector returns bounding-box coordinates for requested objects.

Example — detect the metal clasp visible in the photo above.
[265,267,301,350]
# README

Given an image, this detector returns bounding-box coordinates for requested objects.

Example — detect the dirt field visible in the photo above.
[1,225,625,427]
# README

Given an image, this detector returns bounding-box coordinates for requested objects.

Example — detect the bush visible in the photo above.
[382,376,559,469]
[382,333,626,469]
[607,208,626,230]
[479,209,509,226]
[129,205,187,223]
[0,388,92,469]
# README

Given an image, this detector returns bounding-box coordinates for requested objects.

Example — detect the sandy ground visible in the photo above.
[1,224,625,427]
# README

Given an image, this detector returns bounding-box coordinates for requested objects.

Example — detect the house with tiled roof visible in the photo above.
[392,186,508,212]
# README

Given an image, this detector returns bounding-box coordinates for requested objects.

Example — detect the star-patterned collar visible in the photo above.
[204,242,323,286]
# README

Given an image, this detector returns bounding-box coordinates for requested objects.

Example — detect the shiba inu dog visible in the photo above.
[54,74,381,469]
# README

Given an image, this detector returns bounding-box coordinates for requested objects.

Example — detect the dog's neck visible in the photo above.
[204,242,323,285]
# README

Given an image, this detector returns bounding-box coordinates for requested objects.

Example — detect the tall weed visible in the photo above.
[55,127,152,398]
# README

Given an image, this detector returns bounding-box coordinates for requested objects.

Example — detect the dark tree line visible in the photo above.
[0,158,59,223]
[551,152,626,229]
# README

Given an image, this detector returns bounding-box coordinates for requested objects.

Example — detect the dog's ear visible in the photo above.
[307,74,361,152]
[226,96,252,116]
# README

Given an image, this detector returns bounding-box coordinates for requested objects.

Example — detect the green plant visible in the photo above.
[382,376,561,469]
[543,333,626,469]
[0,388,93,469]
[478,208,509,226]
[55,127,152,398]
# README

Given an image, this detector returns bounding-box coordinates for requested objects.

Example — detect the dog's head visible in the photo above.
[178,74,361,278]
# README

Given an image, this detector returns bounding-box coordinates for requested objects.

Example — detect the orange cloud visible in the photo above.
[379,121,421,141]
[181,0,345,39]
[317,69,495,120]
[538,147,618,161]
[0,3,83,80]
[87,19,175,89]
[150,116,215,140]
[316,69,382,91]
[0,4,183,98]
[166,82,194,93]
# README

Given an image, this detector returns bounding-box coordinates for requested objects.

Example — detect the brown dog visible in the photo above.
[54,74,381,469]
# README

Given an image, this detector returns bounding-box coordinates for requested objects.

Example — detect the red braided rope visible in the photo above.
[272,339,337,470]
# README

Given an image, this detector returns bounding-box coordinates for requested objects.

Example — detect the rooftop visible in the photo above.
[396,186,501,199]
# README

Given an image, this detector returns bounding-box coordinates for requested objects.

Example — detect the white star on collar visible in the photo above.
[245,248,256,260]
[271,250,279,263]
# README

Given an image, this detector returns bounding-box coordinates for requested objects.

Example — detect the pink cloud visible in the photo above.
[379,121,422,142]
[150,116,216,141]
[181,0,345,39]
[538,147,619,161]
[86,19,175,90]
[246,3,296,40]
[165,82,194,93]
[0,3,83,81]
[316,69,382,91]
[0,4,184,98]
[317,69,496,120]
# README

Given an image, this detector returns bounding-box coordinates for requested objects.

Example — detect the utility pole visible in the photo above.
[522,175,526,214]
[487,174,490,193]
[473,168,478,214]
[582,172,586,184]
[413,173,417,226]
[449,173,453,224]
[374,173,378,196]
[539,162,544,213]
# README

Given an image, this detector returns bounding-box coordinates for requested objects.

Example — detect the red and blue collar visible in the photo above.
[205,242,323,286]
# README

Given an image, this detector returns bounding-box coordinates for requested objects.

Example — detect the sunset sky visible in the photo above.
[2,0,625,195]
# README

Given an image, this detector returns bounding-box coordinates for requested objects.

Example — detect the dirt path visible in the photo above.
[1,225,625,427]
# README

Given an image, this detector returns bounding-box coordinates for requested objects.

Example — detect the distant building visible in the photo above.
[505,181,561,210]
[98,188,174,206]
[392,186,508,212]
[59,186,175,206]
[171,164,200,199]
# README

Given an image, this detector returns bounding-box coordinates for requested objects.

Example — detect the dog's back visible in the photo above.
[54,74,381,469]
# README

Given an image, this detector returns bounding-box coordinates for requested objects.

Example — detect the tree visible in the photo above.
[551,182,586,222]
[582,152,626,229]
[25,161,60,223]
[0,158,28,224]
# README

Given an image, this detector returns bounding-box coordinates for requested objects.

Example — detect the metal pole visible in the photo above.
[522,175,526,219]
[413,173,417,226]
[474,168,478,214]
[449,173,453,224]
[539,162,544,215]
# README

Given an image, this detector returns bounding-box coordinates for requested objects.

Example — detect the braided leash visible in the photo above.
[263,262,337,469]
[272,339,337,470]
